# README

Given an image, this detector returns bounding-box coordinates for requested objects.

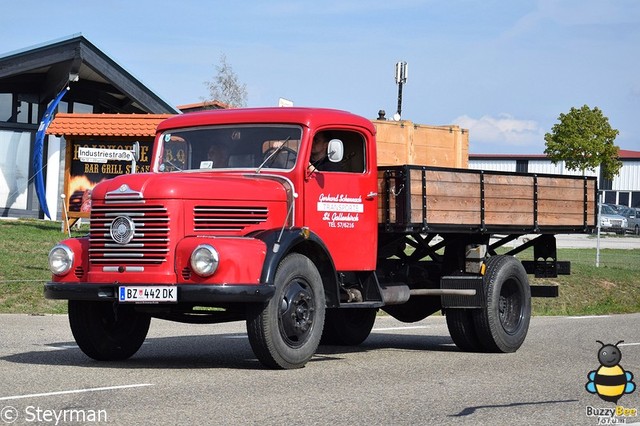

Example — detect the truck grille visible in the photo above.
[89,203,170,265]
[194,206,268,232]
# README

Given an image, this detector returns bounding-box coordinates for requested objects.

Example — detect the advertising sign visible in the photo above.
[65,139,152,213]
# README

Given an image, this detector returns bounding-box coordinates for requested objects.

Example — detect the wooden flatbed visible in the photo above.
[378,165,597,234]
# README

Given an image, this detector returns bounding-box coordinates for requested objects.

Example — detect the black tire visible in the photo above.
[246,253,325,369]
[68,300,150,361]
[473,255,531,353]
[445,308,483,352]
[321,308,377,346]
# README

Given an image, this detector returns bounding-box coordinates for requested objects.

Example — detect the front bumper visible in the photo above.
[600,226,625,233]
[44,282,275,303]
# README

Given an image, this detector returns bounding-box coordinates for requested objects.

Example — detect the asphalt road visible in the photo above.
[551,234,639,250]
[1,313,639,425]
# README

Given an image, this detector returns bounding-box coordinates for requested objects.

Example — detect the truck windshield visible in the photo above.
[157,125,302,172]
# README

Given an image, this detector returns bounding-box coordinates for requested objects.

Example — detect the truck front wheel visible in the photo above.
[247,253,325,369]
[68,300,150,361]
[473,255,531,353]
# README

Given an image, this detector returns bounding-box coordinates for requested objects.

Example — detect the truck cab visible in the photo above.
[155,107,379,269]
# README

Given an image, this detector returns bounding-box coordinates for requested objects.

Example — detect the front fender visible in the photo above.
[175,236,267,284]
[50,237,89,282]
[253,228,340,308]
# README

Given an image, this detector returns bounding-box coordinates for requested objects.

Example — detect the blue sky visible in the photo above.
[1,0,639,154]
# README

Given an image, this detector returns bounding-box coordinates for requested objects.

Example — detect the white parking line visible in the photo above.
[43,344,77,350]
[0,384,153,402]
[619,342,640,347]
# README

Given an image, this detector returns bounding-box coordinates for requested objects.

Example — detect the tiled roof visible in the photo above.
[47,113,174,137]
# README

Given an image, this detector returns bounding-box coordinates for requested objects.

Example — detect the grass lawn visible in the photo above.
[531,248,640,315]
[0,219,86,314]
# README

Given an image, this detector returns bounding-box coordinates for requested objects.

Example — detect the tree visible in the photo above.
[544,105,621,180]
[204,54,248,108]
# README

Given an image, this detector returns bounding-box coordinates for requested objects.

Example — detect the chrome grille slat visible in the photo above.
[104,200,150,204]
[103,253,145,258]
[91,248,169,253]
[91,217,168,222]
[90,202,169,265]
[103,243,145,248]
[93,237,168,242]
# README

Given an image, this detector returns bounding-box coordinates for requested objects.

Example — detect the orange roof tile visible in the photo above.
[47,113,174,137]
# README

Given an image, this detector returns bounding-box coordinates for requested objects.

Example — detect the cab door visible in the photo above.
[302,129,378,271]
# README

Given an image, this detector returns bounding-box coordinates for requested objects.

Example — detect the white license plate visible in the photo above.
[118,286,177,303]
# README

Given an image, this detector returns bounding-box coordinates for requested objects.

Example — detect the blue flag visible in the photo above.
[33,85,69,219]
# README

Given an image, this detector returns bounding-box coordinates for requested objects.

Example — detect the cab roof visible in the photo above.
[156,107,376,136]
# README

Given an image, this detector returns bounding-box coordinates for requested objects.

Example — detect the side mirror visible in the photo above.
[132,141,141,162]
[327,139,344,163]
[128,141,141,174]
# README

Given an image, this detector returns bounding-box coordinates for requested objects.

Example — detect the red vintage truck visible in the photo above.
[45,107,597,369]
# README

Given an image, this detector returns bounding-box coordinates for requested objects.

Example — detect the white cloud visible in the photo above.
[453,113,545,149]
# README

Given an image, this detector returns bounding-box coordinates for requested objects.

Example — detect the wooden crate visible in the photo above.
[373,120,468,168]
[378,165,597,233]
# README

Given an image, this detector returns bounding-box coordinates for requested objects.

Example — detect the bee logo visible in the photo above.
[586,340,636,403]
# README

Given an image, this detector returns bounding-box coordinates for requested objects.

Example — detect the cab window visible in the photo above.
[311,130,366,173]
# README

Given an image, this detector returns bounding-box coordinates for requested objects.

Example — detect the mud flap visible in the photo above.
[440,276,484,309]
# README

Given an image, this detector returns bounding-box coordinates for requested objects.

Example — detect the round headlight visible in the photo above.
[190,244,219,277]
[49,245,74,276]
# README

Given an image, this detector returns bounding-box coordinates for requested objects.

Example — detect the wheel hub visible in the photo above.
[279,280,315,346]
[499,280,523,335]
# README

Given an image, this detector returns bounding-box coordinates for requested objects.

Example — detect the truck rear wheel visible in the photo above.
[321,308,377,346]
[68,300,150,361]
[473,255,531,353]
[246,253,325,369]
[445,308,483,352]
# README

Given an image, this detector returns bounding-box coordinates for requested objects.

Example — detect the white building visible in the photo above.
[469,150,640,207]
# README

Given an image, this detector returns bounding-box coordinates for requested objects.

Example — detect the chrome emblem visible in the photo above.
[119,184,129,192]
[110,216,135,244]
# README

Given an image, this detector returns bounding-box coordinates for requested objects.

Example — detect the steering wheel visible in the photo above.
[262,146,298,168]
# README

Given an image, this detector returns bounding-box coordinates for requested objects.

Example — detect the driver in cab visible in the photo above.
[308,132,342,172]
